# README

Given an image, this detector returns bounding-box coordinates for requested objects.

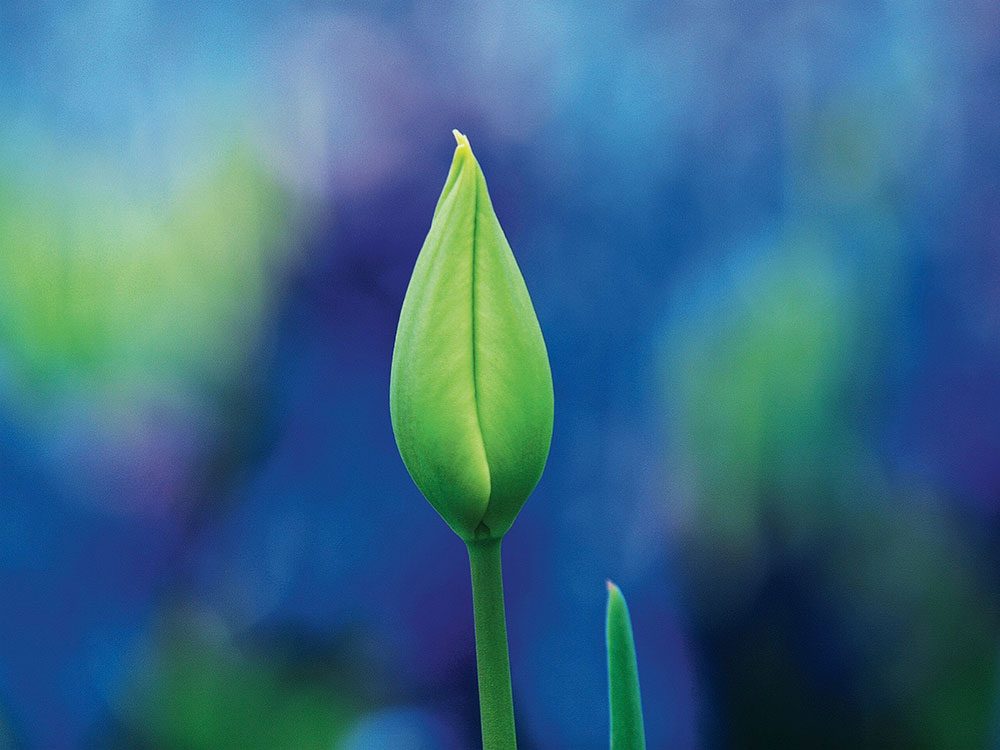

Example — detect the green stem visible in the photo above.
[467,538,517,750]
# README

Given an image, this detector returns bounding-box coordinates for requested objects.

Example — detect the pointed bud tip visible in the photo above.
[607,579,620,595]
[452,129,472,152]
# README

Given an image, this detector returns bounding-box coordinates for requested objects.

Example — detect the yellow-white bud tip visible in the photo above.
[453,129,471,151]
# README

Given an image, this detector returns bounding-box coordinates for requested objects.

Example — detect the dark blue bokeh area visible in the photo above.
[1,1,999,747]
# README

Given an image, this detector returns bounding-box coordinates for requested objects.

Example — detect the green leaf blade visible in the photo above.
[607,581,647,750]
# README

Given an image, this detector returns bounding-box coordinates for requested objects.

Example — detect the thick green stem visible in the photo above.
[467,538,517,750]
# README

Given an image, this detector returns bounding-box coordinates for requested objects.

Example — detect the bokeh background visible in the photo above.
[1,0,999,747]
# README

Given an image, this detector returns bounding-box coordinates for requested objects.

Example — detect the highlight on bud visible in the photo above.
[389,130,554,542]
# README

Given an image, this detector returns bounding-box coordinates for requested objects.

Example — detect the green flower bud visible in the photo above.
[390,130,554,542]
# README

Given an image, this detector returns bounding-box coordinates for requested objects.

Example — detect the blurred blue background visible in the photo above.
[1,1,998,747]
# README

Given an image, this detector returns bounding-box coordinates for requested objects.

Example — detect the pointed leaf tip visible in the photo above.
[607,584,646,750]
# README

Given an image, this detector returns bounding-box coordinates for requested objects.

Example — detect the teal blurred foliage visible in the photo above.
[1,1,998,748]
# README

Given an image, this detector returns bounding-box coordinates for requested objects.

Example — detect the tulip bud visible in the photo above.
[390,130,553,542]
